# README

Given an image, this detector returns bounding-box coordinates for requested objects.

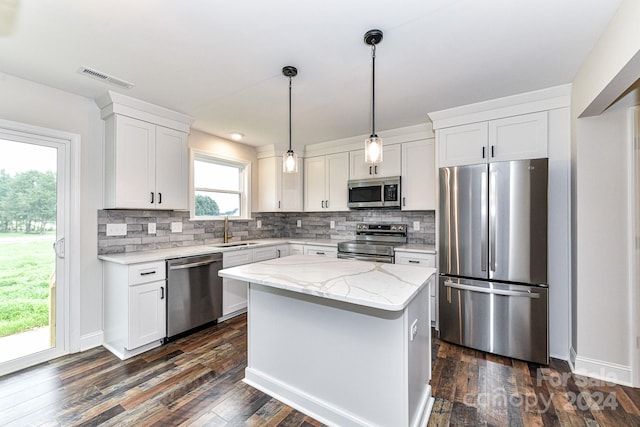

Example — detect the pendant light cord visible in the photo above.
[288,76,293,151]
[371,43,376,137]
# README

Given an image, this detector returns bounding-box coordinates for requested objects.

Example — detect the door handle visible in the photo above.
[168,259,220,270]
[53,238,65,259]
[489,170,497,272]
[444,281,540,298]
[480,171,488,272]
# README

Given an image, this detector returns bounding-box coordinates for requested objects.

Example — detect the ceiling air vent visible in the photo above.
[77,66,134,89]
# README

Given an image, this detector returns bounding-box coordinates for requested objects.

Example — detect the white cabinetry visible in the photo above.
[257,156,303,212]
[276,244,290,258]
[304,152,349,211]
[222,246,281,318]
[103,114,189,210]
[401,139,435,210]
[303,245,338,257]
[437,111,548,167]
[289,244,304,255]
[103,260,166,359]
[395,252,437,324]
[349,144,401,179]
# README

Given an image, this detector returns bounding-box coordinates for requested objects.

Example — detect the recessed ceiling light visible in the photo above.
[230,132,244,141]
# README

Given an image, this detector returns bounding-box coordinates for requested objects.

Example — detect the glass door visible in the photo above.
[0,133,67,373]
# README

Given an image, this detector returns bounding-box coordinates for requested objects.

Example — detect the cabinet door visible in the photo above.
[257,157,278,212]
[276,244,290,258]
[325,152,349,211]
[253,246,278,262]
[127,280,166,350]
[437,122,488,167]
[303,245,337,257]
[401,139,435,210]
[488,111,548,162]
[304,156,326,211]
[350,144,401,179]
[222,249,253,316]
[111,115,156,208]
[155,126,188,210]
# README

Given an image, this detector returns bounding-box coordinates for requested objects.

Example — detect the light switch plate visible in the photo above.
[148,223,156,234]
[330,220,335,229]
[413,221,420,231]
[106,223,127,236]
[297,219,302,228]
[171,222,182,233]
[256,220,262,229]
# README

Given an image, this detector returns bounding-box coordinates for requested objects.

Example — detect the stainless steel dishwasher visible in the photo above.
[166,253,223,341]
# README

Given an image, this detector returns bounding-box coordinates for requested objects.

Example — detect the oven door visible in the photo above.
[337,252,393,263]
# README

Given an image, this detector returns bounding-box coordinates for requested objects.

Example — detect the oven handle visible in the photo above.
[338,253,393,263]
[444,281,540,298]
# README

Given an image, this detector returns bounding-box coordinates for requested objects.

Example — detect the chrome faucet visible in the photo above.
[223,216,232,243]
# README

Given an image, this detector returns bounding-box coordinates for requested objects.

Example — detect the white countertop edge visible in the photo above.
[394,245,437,254]
[98,238,436,264]
[218,256,436,312]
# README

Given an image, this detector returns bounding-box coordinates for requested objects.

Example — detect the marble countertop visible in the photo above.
[218,255,436,311]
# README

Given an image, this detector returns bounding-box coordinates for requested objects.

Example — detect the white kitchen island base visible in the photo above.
[244,281,433,427]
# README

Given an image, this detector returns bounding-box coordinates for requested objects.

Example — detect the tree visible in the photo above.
[195,194,220,216]
[5,170,56,233]
[0,170,11,232]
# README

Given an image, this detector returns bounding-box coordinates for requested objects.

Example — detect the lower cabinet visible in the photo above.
[103,260,166,360]
[276,244,290,258]
[222,249,254,317]
[303,245,337,257]
[395,252,437,325]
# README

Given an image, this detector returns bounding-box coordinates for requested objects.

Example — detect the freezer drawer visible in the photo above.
[438,276,548,364]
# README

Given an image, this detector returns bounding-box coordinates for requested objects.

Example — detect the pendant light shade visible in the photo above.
[282,65,298,173]
[364,29,383,164]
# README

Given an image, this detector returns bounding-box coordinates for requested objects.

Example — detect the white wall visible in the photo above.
[0,72,104,348]
[570,0,640,385]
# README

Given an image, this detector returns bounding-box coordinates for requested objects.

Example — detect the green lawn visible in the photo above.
[0,236,55,337]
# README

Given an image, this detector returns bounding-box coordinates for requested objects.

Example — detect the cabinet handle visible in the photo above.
[325,200,329,208]
[321,200,325,208]
[140,270,156,276]
[278,201,281,209]
[158,192,162,204]
[369,166,372,175]
[402,197,406,207]
[160,286,164,299]
[150,192,154,204]
[408,260,420,264]
[482,147,485,159]
[277,249,281,258]
[316,252,325,255]
[374,165,378,174]
[491,145,495,157]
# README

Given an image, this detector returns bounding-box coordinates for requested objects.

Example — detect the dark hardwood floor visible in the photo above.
[0,314,638,426]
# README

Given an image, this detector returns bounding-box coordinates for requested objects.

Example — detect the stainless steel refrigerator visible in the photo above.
[438,158,549,364]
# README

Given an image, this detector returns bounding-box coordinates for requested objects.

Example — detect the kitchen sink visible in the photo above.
[210,242,259,248]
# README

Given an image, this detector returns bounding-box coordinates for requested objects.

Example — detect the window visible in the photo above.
[192,152,250,219]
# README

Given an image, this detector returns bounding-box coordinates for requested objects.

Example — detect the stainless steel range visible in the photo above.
[337,223,407,263]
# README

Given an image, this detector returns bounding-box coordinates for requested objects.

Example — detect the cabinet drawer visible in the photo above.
[223,249,254,267]
[304,246,337,257]
[128,261,166,285]
[253,246,278,262]
[394,253,436,267]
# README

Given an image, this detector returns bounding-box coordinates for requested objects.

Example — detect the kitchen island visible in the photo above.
[218,255,435,427]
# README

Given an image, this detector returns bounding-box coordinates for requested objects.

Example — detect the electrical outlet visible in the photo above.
[106,223,127,236]
[256,220,262,229]
[410,319,418,341]
[330,220,335,229]
[413,221,420,231]
[297,219,302,228]
[171,222,182,233]
[148,223,156,234]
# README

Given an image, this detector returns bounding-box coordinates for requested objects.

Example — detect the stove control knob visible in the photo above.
[397,226,404,231]
[391,226,396,231]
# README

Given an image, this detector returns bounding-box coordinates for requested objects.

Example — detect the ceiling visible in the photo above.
[0,0,622,150]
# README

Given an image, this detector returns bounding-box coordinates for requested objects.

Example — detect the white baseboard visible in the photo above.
[573,354,632,386]
[80,330,103,351]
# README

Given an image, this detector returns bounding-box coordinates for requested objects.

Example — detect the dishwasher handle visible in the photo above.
[444,281,540,299]
[168,259,221,270]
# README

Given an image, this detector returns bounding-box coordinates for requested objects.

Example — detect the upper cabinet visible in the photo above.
[97,91,193,210]
[349,144,401,179]
[257,156,303,212]
[304,152,349,211]
[437,111,548,167]
[401,139,435,211]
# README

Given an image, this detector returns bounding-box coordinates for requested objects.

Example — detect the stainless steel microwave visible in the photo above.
[348,176,401,209]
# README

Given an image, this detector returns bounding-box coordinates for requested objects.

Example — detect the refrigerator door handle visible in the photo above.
[489,169,497,272]
[444,281,540,299]
[481,171,488,272]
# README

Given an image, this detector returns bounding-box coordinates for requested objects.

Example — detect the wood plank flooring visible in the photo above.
[0,314,638,426]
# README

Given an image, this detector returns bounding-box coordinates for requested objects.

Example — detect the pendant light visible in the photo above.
[282,65,298,173]
[364,29,383,164]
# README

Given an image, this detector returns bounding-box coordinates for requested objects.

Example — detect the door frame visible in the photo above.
[629,107,640,387]
[0,119,80,375]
